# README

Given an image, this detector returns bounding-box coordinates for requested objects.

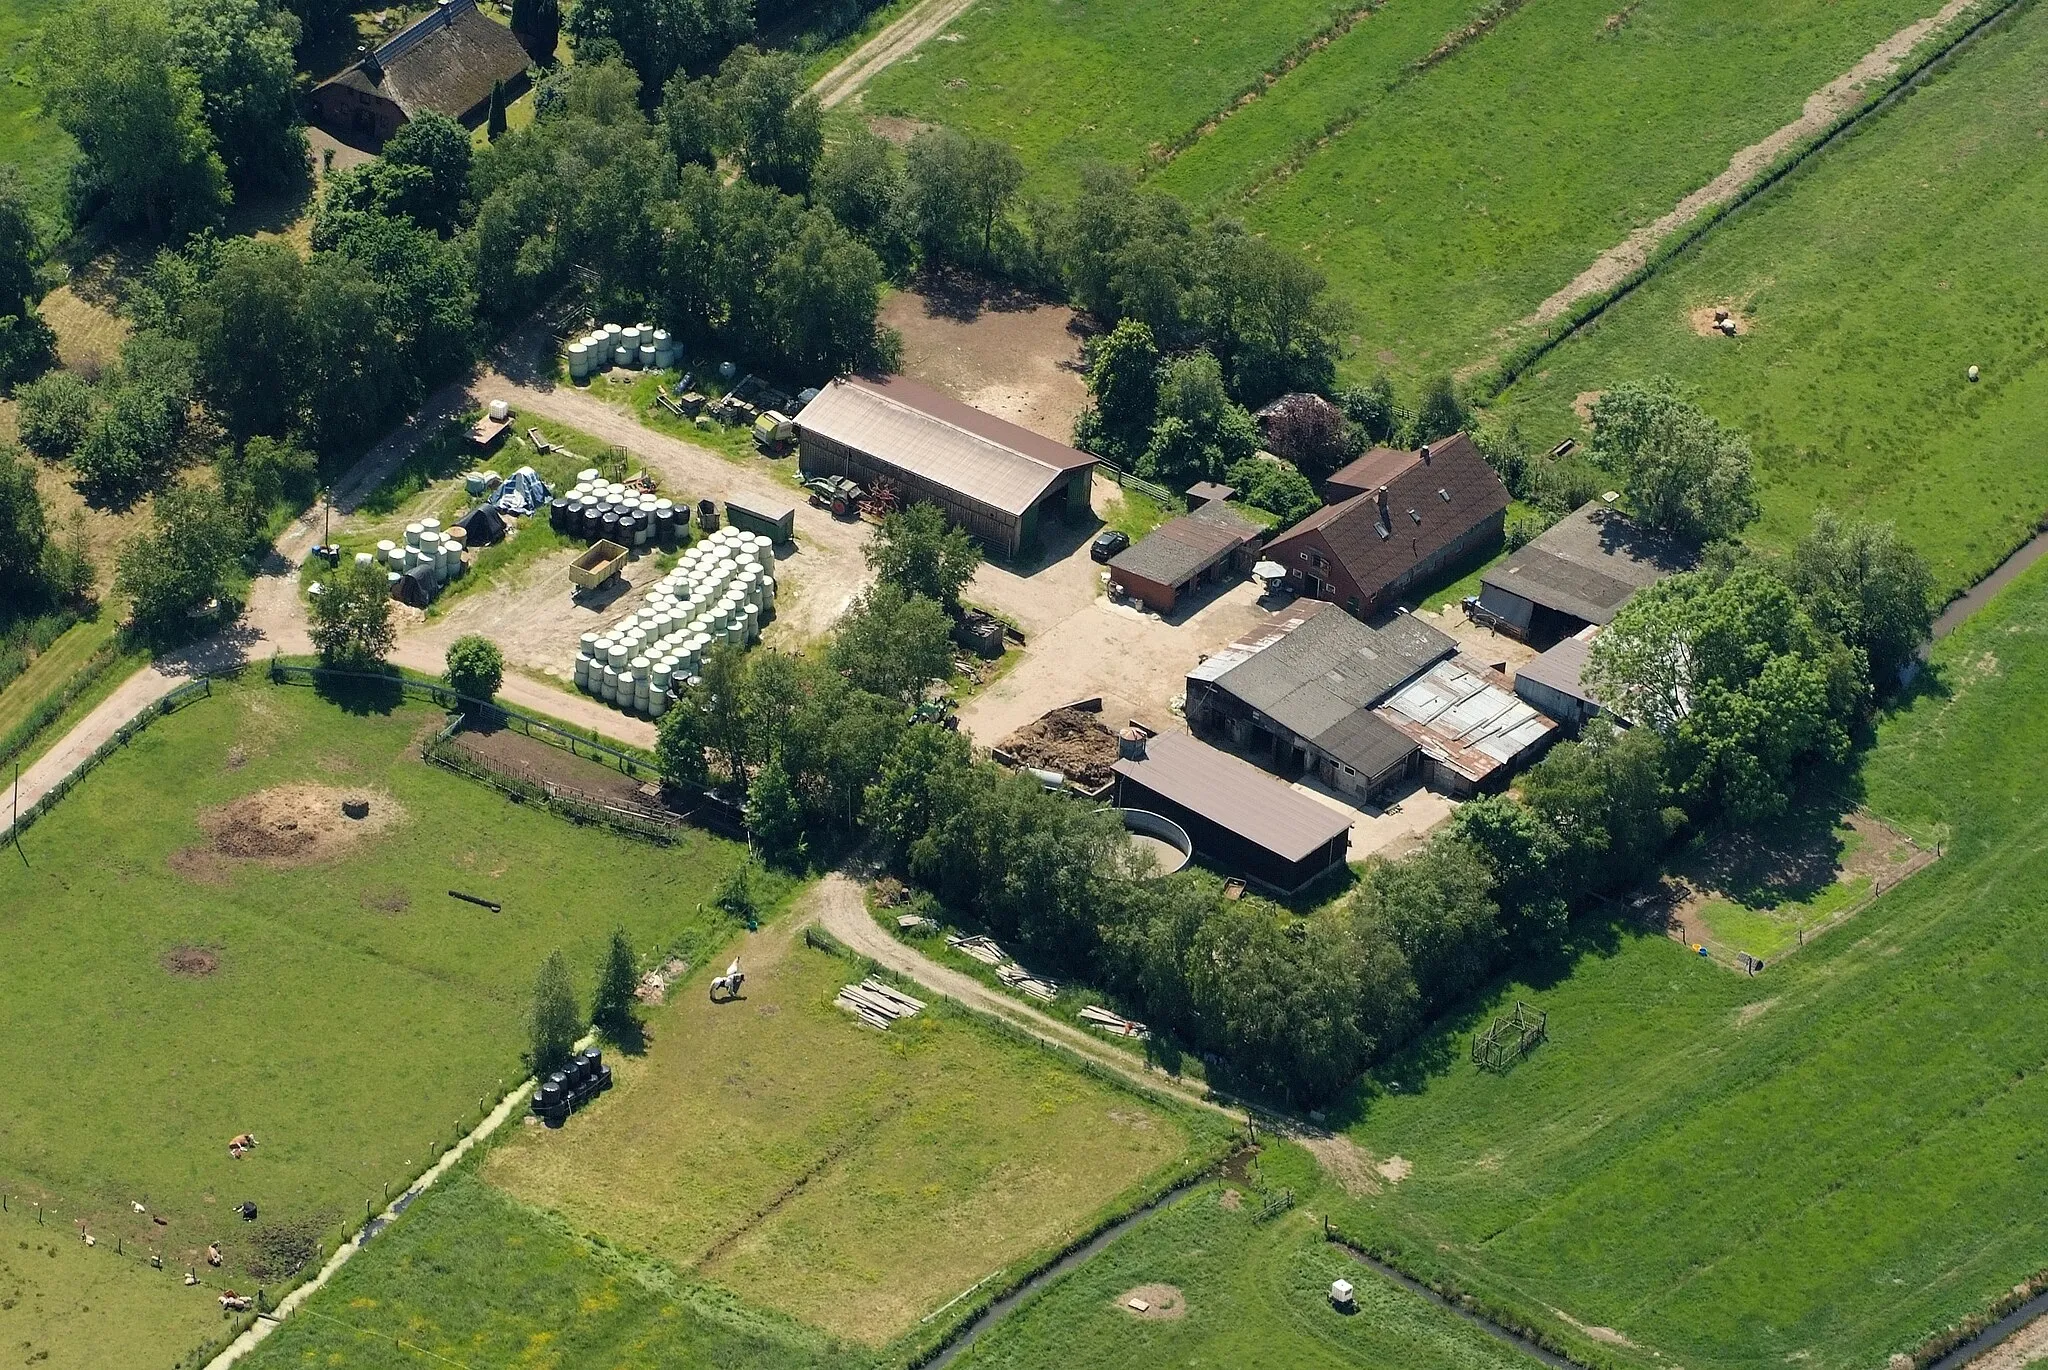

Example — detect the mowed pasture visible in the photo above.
[0,1203,221,1369]
[857,0,1366,192]
[0,679,753,1366]
[956,1143,1542,1370]
[1313,556,2048,1369]
[240,1171,871,1370]
[0,0,74,219]
[865,0,1983,385]
[1161,0,1976,382]
[1494,0,2048,596]
[483,924,1222,1346]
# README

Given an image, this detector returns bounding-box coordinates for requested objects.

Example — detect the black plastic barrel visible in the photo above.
[549,497,568,530]
[623,513,643,542]
[655,508,675,542]
[531,1088,547,1115]
[600,512,620,542]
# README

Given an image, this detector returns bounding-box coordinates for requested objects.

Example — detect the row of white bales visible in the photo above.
[575,526,778,716]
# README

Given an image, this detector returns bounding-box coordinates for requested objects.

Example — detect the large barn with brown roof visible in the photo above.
[793,375,1096,558]
[311,0,533,144]
[1262,433,1509,620]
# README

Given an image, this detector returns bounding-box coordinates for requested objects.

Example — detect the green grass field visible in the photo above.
[1161,0,1968,384]
[0,678,753,1366]
[241,1169,871,1370]
[483,924,1217,1345]
[0,0,76,223]
[859,0,1362,192]
[1305,552,2048,1369]
[955,1142,1542,1369]
[1494,0,2048,597]
[0,1202,225,1369]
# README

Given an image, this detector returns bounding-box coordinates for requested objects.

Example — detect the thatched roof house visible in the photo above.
[311,0,532,144]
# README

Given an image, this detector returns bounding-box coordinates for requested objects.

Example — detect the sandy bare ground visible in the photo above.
[812,0,978,109]
[883,288,1092,444]
[1969,1309,2048,1370]
[1517,0,1983,331]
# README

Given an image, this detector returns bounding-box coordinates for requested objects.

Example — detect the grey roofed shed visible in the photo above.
[1309,709,1420,780]
[1478,503,1695,630]
[1110,506,1261,588]
[1189,602,1456,739]
[1515,633,1604,725]
[793,376,1094,521]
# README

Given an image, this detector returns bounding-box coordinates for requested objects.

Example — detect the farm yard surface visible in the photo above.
[866,0,1992,386]
[1495,0,2048,596]
[244,913,1232,1364]
[0,680,753,1368]
[1312,559,2048,1368]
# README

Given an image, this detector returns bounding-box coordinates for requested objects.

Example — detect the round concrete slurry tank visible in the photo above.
[568,342,589,379]
[1117,809,1194,876]
[405,522,423,548]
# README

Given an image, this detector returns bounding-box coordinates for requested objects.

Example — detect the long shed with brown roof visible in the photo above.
[1264,433,1508,621]
[1112,731,1351,894]
[311,0,533,144]
[793,375,1096,557]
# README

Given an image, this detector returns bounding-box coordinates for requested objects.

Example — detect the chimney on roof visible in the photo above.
[359,44,382,80]
[1375,486,1390,521]
[1419,443,1432,464]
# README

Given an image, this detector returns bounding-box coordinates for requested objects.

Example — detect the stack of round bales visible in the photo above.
[573,527,777,716]
[558,474,680,548]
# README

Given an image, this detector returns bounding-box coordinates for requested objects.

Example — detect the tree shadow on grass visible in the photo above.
[601,1016,650,1058]
[313,669,405,717]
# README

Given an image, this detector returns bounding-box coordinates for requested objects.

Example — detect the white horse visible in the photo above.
[710,959,745,1001]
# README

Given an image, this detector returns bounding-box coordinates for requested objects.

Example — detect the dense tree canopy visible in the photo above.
[865,503,981,609]
[1788,509,1936,690]
[1588,565,1865,825]
[170,0,306,196]
[1591,380,1758,543]
[38,0,229,236]
[566,0,751,95]
[116,479,240,643]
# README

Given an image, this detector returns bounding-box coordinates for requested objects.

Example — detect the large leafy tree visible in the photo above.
[711,46,820,193]
[0,169,56,388]
[1591,379,1758,542]
[115,479,240,643]
[1518,718,1678,896]
[1073,319,1159,466]
[0,445,49,602]
[1349,837,1501,1015]
[1140,350,1258,489]
[1788,509,1936,690]
[527,950,581,1078]
[828,584,954,704]
[865,503,981,609]
[38,0,229,237]
[566,0,752,96]
[215,434,315,533]
[903,127,1022,268]
[444,633,505,703]
[184,237,307,439]
[308,554,395,665]
[510,0,561,62]
[170,0,306,196]
[1199,225,1339,405]
[1588,565,1866,825]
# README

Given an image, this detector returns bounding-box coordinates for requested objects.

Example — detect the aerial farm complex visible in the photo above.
[2,0,2046,1367]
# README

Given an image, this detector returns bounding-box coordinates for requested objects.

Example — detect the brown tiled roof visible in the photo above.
[1323,446,1419,502]
[1112,731,1352,862]
[794,375,1095,519]
[1267,432,1508,600]
[317,0,531,120]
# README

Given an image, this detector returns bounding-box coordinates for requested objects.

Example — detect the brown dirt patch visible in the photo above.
[447,725,683,813]
[186,784,402,872]
[866,115,936,145]
[161,945,220,978]
[881,287,1091,444]
[1292,1130,1381,1196]
[1117,1284,1187,1320]
[1571,390,1604,424]
[1688,303,1751,337]
[362,889,412,914]
[1374,1155,1412,1184]
[1734,997,1778,1028]
[1218,1187,1243,1210]
[1551,1306,1637,1348]
[996,707,1120,789]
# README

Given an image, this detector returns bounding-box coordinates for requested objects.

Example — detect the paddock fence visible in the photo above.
[3,675,218,842]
